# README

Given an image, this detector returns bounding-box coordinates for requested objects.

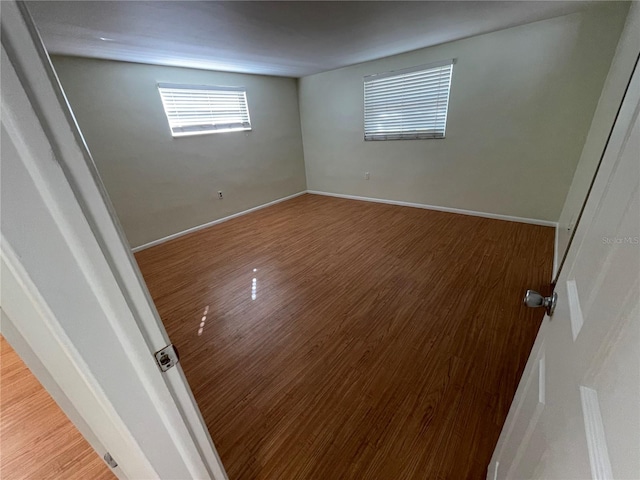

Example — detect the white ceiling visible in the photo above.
[28,1,599,78]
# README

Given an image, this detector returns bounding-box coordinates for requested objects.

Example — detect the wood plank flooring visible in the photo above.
[135,194,554,480]
[0,336,114,480]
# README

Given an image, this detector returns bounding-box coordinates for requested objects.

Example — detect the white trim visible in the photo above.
[567,279,584,342]
[0,311,110,458]
[132,191,307,252]
[487,335,547,479]
[0,239,145,479]
[364,58,456,81]
[307,190,558,227]
[133,189,557,253]
[538,354,546,405]
[580,386,613,480]
[2,2,227,477]
[503,341,547,479]
[489,461,499,480]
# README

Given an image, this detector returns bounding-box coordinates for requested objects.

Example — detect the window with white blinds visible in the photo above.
[364,59,454,141]
[157,83,251,137]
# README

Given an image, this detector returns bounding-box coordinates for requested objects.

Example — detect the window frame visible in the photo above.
[363,59,455,141]
[157,83,252,138]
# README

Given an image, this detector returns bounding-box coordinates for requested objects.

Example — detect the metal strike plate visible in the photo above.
[154,344,180,372]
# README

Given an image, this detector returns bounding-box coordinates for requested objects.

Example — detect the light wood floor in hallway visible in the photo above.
[0,336,114,480]
[135,194,554,479]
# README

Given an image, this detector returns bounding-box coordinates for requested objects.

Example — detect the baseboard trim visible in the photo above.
[307,190,558,228]
[131,191,307,252]
[132,189,558,252]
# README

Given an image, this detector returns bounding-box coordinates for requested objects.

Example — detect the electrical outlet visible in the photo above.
[218,191,223,199]
[365,172,370,180]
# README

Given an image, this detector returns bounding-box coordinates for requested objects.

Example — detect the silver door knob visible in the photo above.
[524,290,557,316]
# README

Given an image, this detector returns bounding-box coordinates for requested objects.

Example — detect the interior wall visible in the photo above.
[51,57,307,248]
[299,3,629,222]
[555,3,640,273]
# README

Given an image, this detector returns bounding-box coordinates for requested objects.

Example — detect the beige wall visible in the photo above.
[299,4,629,222]
[52,57,307,248]
[556,3,640,275]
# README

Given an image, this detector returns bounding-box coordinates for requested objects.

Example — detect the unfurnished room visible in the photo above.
[1,1,639,479]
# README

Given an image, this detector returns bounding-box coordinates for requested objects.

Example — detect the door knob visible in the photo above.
[524,290,557,316]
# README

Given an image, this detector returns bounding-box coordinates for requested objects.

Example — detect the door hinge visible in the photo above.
[154,344,180,372]
[104,452,118,468]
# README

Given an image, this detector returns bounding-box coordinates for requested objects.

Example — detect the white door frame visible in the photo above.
[0,1,227,478]
[487,6,640,478]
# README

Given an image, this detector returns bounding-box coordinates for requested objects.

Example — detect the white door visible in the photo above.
[1,2,227,478]
[488,57,640,478]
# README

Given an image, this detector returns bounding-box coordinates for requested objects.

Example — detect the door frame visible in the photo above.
[487,4,640,478]
[1,1,227,478]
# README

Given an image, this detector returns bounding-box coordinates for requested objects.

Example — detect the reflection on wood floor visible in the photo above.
[135,193,554,479]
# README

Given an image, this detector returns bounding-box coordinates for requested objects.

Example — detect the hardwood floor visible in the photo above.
[135,194,554,479]
[0,336,114,480]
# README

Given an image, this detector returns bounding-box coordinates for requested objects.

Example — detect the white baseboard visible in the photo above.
[131,191,307,252]
[307,190,559,228]
[133,189,558,253]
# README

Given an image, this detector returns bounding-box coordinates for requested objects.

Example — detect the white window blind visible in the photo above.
[158,83,251,137]
[364,59,454,141]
